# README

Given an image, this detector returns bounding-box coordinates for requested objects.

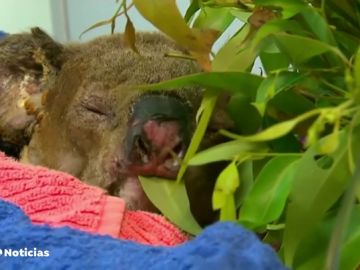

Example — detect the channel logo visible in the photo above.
[0,248,50,257]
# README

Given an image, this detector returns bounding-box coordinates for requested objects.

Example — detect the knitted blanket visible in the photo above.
[0,152,186,246]
[0,152,286,269]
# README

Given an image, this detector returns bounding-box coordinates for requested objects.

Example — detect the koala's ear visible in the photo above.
[30,27,65,70]
[0,27,65,75]
[0,28,65,154]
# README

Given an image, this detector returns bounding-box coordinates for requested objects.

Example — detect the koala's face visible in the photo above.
[0,29,231,225]
[23,32,201,211]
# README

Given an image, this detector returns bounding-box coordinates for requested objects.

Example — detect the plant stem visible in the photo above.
[164,52,196,61]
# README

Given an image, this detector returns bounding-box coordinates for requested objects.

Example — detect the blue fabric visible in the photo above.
[0,199,287,270]
[0,31,7,39]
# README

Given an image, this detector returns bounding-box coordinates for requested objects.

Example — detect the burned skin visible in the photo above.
[0,29,231,225]
[22,32,200,210]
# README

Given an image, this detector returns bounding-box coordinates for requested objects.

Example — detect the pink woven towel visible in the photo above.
[0,152,188,246]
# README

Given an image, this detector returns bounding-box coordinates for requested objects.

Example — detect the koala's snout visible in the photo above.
[123,94,193,179]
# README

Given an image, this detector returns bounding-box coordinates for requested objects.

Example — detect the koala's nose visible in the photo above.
[131,119,186,164]
[122,93,193,179]
[132,134,152,163]
[126,119,186,178]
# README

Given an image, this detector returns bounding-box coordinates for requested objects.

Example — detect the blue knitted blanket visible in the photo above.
[0,199,286,270]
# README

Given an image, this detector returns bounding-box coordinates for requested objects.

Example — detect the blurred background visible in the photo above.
[0,0,188,42]
[0,0,246,55]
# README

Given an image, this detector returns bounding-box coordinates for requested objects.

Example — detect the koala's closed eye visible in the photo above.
[80,95,112,118]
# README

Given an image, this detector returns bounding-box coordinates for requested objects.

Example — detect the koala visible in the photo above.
[0,28,232,226]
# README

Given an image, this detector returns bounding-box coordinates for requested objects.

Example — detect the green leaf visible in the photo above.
[263,115,303,153]
[252,19,306,51]
[234,118,299,142]
[227,94,262,135]
[292,208,335,270]
[212,24,258,72]
[230,9,251,23]
[272,33,348,66]
[235,160,254,207]
[353,48,360,103]
[138,71,263,99]
[260,51,289,74]
[139,176,202,235]
[316,131,339,154]
[254,71,307,115]
[327,0,360,35]
[340,212,360,270]
[124,17,139,54]
[189,139,267,165]
[213,161,240,221]
[282,127,360,267]
[80,19,113,39]
[300,7,337,46]
[254,0,307,19]
[325,140,360,269]
[177,89,217,182]
[239,156,300,229]
[219,196,237,221]
[335,31,360,59]
[220,107,322,143]
[294,205,360,270]
[184,0,200,23]
[213,161,240,208]
[193,7,234,33]
[270,89,315,116]
[133,0,217,70]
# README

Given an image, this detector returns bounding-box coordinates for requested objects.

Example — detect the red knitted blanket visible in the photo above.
[0,152,187,246]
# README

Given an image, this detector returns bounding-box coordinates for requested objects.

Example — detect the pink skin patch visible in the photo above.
[125,120,183,179]
[143,120,181,156]
[109,119,186,209]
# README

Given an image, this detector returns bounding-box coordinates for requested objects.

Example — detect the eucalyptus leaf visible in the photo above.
[254,71,307,115]
[300,7,337,46]
[189,139,267,165]
[124,17,139,54]
[228,94,262,134]
[340,220,360,270]
[353,48,360,104]
[193,7,234,33]
[282,127,360,267]
[219,196,237,221]
[254,0,307,19]
[184,0,200,23]
[133,0,217,70]
[294,205,360,270]
[80,19,113,39]
[213,161,240,209]
[273,33,348,66]
[327,0,360,34]
[230,9,251,23]
[213,161,239,221]
[138,71,263,99]
[177,89,217,182]
[239,156,300,229]
[232,117,300,142]
[139,176,202,235]
[270,90,315,116]
[235,160,254,207]
[252,19,305,50]
[259,52,289,74]
[212,24,258,72]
